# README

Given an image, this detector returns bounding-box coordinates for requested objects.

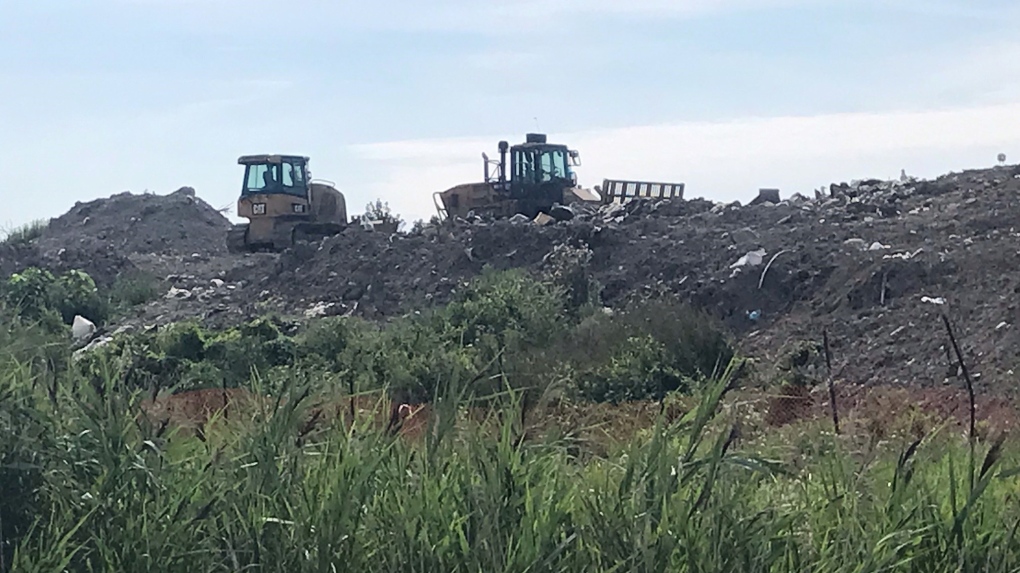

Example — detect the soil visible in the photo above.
[5,164,1020,397]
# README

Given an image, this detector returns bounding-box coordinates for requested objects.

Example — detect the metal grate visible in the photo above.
[600,179,685,203]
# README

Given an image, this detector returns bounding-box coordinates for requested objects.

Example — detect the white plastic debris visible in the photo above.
[730,249,767,269]
[210,278,225,288]
[165,287,192,300]
[920,296,945,306]
[868,242,890,251]
[883,248,924,261]
[71,315,96,341]
[304,301,336,318]
[996,322,1009,331]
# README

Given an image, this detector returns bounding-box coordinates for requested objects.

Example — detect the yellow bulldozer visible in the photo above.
[226,154,349,253]
[433,133,686,222]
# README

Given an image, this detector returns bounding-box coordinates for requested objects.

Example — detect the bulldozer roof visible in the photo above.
[237,154,309,165]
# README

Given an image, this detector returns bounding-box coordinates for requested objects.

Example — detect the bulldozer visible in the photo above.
[226,154,348,253]
[433,133,686,222]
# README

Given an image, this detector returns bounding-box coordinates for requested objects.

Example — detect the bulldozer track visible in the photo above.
[225,224,250,254]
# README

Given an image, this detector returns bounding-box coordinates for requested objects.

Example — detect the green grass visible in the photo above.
[0,219,48,246]
[2,265,1020,572]
[3,328,1020,572]
[106,270,161,309]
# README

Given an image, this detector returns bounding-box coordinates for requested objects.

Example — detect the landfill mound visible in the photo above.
[39,186,231,257]
[2,187,232,286]
[5,164,1020,393]
[245,164,1020,390]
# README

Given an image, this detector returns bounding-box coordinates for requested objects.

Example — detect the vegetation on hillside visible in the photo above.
[0,266,1018,572]
[0,219,48,247]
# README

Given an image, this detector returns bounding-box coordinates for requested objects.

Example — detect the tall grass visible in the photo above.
[3,338,1020,572]
[0,220,48,246]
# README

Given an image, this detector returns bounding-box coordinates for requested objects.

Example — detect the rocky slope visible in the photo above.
[4,164,1020,393]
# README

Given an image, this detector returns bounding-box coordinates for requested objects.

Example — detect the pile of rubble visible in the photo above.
[7,164,1020,394]
[39,186,232,257]
[2,187,233,287]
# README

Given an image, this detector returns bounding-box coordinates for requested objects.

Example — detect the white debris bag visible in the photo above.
[71,315,96,341]
[730,249,767,269]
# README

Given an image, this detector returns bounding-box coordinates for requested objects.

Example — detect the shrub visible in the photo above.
[533,298,735,403]
[576,334,692,403]
[437,267,566,353]
[157,321,208,362]
[107,270,161,308]
[539,242,601,314]
[204,318,296,388]
[2,267,108,326]
[0,219,48,246]
[52,269,108,325]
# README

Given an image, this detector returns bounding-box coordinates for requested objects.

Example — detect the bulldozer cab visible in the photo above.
[239,154,310,200]
[509,140,578,191]
[488,133,582,217]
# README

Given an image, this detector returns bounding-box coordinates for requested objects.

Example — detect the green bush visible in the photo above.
[53,270,108,325]
[2,267,108,327]
[107,270,161,308]
[576,334,692,403]
[205,318,296,387]
[157,321,208,362]
[70,271,735,406]
[3,268,55,320]
[74,317,298,394]
[436,267,566,352]
[533,298,736,403]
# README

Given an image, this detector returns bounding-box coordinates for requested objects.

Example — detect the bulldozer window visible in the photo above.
[243,162,306,197]
[286,161,306,187]
[244,164,275,194]
[540,149,568,182]
[279,162,307,197]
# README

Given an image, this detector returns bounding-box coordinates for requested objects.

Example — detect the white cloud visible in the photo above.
[346,101,1020,224]
[929,41,1020,104]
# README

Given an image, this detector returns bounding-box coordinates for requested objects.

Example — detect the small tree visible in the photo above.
[362,199,404,232]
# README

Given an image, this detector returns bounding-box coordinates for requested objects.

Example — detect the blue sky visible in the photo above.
[3,0,1020,230]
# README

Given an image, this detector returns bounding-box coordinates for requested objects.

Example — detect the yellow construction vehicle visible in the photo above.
[226,154,348,253]
[433,133,685,222]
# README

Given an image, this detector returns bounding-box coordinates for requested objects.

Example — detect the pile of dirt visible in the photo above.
[236,163,1020,390]
[1,187,232,287]
[259,220,603,318]
[7,164,1020,396]
[39,186,231,257]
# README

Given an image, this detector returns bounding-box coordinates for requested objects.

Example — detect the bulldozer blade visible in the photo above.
[599,179,685,204]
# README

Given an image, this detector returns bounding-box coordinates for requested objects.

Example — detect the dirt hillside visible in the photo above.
[4,165,1020,393]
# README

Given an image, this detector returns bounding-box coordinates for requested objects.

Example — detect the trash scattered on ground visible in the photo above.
[5,162,1020,389]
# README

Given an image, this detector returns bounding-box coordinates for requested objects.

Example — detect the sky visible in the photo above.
[2,0,1020,231]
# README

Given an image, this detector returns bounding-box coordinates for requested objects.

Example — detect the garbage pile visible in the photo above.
[7,163,1020,392]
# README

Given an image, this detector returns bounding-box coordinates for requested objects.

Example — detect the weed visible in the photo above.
[0,220,48,247]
